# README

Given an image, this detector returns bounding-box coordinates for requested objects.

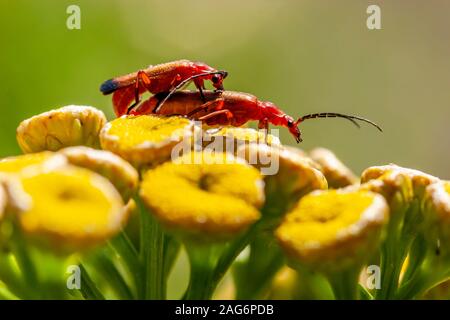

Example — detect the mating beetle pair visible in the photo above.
[100,60,381,143]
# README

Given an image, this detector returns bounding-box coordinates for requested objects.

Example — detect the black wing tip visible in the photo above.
[100,79,119,95]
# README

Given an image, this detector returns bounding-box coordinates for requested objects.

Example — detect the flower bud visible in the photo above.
[361,164,439,197]
[424,181,450,256]
[309,147,357,188]
[237,143,327,209]
[16,106,106,153]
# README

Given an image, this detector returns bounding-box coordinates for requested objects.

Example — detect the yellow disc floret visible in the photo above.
[100,115,195,168]
[60,146,139,201]
[16,105,107,153]
[276,189,388,272]
[13,166,127,250]
[0,152,66,174]
[140,152,264,240]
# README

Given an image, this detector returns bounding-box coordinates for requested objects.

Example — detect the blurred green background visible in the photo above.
[1,0,449,299]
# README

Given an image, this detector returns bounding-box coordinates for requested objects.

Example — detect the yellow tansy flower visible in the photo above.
[309,147,357,188]
[361,164,439,197]
[355,171,414,213]
[204,127,280,150]
[100,115,196,168]
[238,143,327,200]
[424,181,450,254]
[140,152,264,240]
[60,146,139,201]
[16,105,107,153]
[282,145,322,171]
[9,165,127,251]
[0,152,67,174]
[276,189,388,272]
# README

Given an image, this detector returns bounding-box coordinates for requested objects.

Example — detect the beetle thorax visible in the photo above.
[261,101,287,125]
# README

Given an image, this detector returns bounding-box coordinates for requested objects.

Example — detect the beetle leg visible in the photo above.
[127,71,153,114]
[128,94,161,116]
[170,74,182,86]
[193,78,206,102]
[258,118,269,144]
[198,109,233,122]
[154,72,224,113]
[163,113,185,118]
[187,99,224,118]
[197,86,206,101]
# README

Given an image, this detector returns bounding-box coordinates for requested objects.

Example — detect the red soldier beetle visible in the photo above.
[130,90,382,143]
[100,60,227,117]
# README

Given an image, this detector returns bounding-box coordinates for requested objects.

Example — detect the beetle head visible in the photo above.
[210,70,228,90]
[286,115,303,143]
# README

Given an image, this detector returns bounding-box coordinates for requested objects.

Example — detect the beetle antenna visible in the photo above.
[295,112,383,132]
[153,71,227,113]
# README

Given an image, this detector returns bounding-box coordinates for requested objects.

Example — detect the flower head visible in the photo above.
[0,152,66,174]
[356,171,414,212]
[60,146,139,201]
[100,115,195,168]
[276,189,388,272]
[204,127,280,151]
[8,165,128,251]
[237,144,327,209]
[361,164,439,197]
[0,152,68,213]
[140,151,264,241]
[424,181,450,255]
[283,145,322,171]
[16,105,106,153]
[309,147,357,188]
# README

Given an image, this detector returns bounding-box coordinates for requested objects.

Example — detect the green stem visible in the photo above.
[109,230,141,296]
[234,237,284,299]
[184,243,222,300]
[0,285,18,300]
[376,201,417,299]
[378,246,403,299]
[359,284,374,300]
[139,198,165,300]
[79,264,105,300]
[10,230,40,299]
[92,251,134,299]
[0,254,29,299]
[163,234,181,280]
[396,257,450,299]
[328,269,360,300]
[293,269,334,300]
[230,187,298,299]
[213,223,259,285]
[400,235,427,285]
[111,230,140,275]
